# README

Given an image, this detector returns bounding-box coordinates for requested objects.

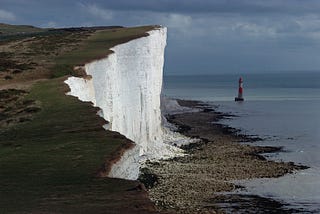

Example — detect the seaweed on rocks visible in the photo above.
[138,167,160,189]
[208,194,310,214]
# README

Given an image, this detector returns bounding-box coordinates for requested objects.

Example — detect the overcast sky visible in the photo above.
[1,0,320,75]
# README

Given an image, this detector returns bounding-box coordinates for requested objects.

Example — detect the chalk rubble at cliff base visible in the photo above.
[65,27,194,180]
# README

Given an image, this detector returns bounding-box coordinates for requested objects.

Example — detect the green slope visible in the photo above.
[0,25,158,213]
[0,23,46,35]
[0,79,129,212]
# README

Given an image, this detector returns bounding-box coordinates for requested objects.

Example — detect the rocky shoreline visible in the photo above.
[142,100,307,213]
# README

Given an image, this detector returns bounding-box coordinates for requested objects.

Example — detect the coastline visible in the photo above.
[143,99,307,213]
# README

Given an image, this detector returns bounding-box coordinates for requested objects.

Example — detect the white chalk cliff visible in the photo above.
[65,27,189,180]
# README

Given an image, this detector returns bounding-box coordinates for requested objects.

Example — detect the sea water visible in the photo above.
[163,72,320,212]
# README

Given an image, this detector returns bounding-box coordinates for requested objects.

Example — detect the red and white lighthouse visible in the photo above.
[235,77,244,101]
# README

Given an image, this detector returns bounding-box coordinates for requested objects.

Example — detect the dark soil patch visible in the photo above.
[0,88,40,128]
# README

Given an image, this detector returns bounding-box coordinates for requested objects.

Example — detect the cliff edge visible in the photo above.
[0,24,169,213]
[65,27,186,180]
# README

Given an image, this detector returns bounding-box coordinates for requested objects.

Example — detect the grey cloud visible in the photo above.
[93,0,320,15]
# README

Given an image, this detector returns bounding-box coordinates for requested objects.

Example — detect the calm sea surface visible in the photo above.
[163,72,320,212]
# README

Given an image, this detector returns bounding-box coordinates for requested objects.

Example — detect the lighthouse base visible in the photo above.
[235,97,244,101]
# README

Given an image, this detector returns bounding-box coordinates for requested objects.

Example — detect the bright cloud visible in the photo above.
[42,21,57,28]
[161,13,192,28]
[0,9,16,21]
[80,3,113,21]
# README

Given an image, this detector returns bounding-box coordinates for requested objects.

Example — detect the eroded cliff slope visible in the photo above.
[65,27,185,180]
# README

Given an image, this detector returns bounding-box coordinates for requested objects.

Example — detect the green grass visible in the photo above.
[0,25,157,212]
[0,79,140,213]
[0,23,48,44]
[52,25,157,78]
[0,23,45,35]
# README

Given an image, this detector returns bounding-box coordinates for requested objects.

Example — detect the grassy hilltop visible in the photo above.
[0,23,158,213]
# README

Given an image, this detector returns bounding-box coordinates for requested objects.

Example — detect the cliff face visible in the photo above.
[65,27,184,180]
